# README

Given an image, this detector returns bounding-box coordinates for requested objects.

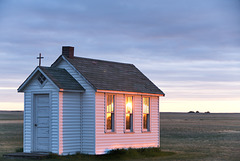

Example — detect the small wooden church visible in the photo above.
[18,46,165,155]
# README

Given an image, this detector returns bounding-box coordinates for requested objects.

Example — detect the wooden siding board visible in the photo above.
[23,76,59,154]
[51,91,59,154]
[24,92,31,152]
[95,92,160,154]
[158,97,160,147]
[57,60,96,155]
[61,92,81,154]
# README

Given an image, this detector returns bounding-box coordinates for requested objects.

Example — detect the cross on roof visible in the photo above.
[37,53,44,66]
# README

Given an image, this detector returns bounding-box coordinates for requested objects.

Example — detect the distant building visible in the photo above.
[18,46,165,155]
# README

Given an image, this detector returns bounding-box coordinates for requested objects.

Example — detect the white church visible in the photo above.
[18,46,165,155]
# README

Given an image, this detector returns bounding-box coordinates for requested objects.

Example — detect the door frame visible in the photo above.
[31,92,52,152]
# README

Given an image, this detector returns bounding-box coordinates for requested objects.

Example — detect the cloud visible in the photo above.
[139,60,240,82]
[0,0,239,111]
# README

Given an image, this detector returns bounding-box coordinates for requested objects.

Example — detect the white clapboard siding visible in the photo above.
[23,92,31,153]
[56,60,96,155]
[95,92,160,154]
[151,96,160,147]
[158,97,161,147]
[59,92,81,155]
[23,77,59,154]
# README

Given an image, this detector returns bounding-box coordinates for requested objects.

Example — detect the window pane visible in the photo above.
[38,74,46,84]
[111,113,114,130]
[112,96,115,112]
[107,95,114,113]
[126,113,130,130]
[143,97,149,114]
[143,114,147,129]
[107,113,112,130]
[126,96,133,113]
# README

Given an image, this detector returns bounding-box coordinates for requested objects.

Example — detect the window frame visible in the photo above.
[105,94,116,133]
[37,73,47,87]
[125,95,134,133]
[142,97,150,132]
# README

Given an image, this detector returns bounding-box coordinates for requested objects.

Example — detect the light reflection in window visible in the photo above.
[106,95,114,131]
[143,97,150,131]
[126,96,133,131]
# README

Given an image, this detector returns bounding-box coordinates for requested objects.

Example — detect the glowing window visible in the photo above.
[106,95,115,132]
[143,97,150,131]
[126,96,133,131]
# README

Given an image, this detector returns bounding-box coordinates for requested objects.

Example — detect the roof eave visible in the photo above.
[59,89,85,92]
[60,56,97,91]
[17,66,42,92]
[18,66,61,92]
[51,55,63,68]
[96,89,165,97]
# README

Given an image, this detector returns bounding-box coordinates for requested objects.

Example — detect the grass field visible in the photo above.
[0,111,23,159]
[0,111,239,161]
[160,113,240,161]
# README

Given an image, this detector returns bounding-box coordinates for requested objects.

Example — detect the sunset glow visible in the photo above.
[0,0,239,113]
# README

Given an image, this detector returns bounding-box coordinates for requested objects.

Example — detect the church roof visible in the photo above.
[18,66,85,92]
[54,56,164,95]
[39,66,85,91]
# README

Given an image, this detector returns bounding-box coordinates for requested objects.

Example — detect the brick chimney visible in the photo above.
[62,46,74,58]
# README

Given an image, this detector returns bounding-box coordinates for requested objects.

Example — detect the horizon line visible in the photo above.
[0,110,240,114]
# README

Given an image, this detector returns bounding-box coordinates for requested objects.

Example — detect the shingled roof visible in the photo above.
[17,66,85,92]
[39,66,85,91]
[57,56,164,95]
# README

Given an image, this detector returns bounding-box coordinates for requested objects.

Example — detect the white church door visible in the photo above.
[33,94,50,152]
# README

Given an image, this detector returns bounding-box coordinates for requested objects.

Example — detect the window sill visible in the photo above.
[124,131,135,134]
[142,131,151,133]
[105,132,116,134]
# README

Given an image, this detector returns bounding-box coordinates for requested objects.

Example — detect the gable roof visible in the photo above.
[39,66,85,91]
[52,56,164,95]
[18,66,85,92]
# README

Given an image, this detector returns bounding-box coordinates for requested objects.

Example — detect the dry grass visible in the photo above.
[0,111,240,161]
[0,112,23,159]
[160,112,240,160]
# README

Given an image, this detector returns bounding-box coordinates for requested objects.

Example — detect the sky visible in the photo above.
[0,0,239,113]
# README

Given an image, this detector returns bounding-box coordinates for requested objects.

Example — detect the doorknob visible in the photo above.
[35,124,37,127]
